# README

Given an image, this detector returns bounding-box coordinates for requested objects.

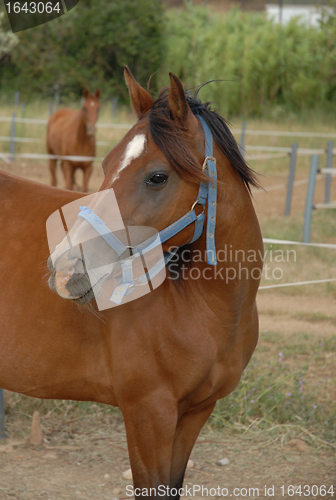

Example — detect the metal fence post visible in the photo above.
[284,142,298,216]
[10,112,16,162]
[55,92,60,109]
[324,140,333,205]
[0,389,5,440]
[14,91,20,106]
[302,155,319,243]
[239,121,246,158]
[49,102,54,116]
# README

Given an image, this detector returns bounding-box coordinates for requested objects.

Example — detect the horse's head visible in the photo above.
[49,69,210,304]
[49,67,258,306]
[100,67,207,249]
[82,88,101,136]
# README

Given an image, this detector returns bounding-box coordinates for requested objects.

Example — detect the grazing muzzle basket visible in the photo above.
[46,189,165,310]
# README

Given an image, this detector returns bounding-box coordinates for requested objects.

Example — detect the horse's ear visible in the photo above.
[83,88,89,98]
[95,89,101,99]
[124,65,154,118]
[168,73,194,129]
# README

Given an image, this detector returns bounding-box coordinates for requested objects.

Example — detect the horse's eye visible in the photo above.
[147,173,168,186]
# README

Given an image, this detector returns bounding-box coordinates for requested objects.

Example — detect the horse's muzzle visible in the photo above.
[47,256,94,304]
[86,124,96,136]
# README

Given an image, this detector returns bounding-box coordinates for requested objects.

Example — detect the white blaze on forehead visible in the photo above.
[115,134,146,180]
[90,101,95,106]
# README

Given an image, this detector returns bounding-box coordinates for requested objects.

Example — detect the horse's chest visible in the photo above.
[63,136,95,160]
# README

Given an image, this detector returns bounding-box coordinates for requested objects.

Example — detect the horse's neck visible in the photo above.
[76,109,88,141]
[74,108,95,148]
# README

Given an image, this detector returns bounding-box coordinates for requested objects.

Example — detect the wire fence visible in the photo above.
[2,116,336,138]
[2,115,336,164]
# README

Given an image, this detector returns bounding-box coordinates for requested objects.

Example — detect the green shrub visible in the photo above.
[159,4,336,116]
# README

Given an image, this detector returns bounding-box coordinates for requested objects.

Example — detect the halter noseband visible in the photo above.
[77,116,218,304]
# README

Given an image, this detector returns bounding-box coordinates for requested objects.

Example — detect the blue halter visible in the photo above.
[77,116,218,304]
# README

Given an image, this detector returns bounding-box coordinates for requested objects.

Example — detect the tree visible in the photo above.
[0,11,18,64]
[0,0,166,100]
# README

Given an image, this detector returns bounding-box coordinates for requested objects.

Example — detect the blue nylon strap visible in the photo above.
[205,158,217,265]
[78,206,128,257]
[132,233,161,256]
[110,259,135,305]
[189,212,205,244]
[158,210,197,244]
[197,178,208,206]
[197,117,218,265]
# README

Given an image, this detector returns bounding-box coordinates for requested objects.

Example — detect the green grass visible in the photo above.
[4,393,121,433]
[322,335,336,352]
[209,337,336,445]
[295,312,336,326]
[260,205,336,241]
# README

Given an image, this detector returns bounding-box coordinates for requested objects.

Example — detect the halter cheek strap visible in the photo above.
[195,116,218,265]
[143,116,217,264]
[76,116,218,304]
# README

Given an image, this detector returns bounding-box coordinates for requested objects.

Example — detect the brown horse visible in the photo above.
[0,68,263,498]
[47,88,101,192]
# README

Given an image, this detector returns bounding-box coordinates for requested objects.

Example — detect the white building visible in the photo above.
[266,4,327,26]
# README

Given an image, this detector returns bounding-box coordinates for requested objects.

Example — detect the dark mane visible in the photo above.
[149,91,259,193]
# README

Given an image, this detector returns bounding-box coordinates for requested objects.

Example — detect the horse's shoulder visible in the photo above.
[54,107,77,115]
[0,169,44,194]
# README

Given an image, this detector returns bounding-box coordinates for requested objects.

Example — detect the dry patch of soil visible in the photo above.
[0,411,335,500]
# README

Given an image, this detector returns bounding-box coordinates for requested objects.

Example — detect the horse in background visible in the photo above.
[47,88,101,192]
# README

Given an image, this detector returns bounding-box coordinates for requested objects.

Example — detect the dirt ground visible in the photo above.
[0,160,335,499]
[0,412,335,500]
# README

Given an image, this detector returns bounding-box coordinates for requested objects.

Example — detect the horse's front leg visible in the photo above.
[49,159,57,187]
[121,396,178,499]
[169,402,216,498]
[82,163,93,193]
[63,160,75,190]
